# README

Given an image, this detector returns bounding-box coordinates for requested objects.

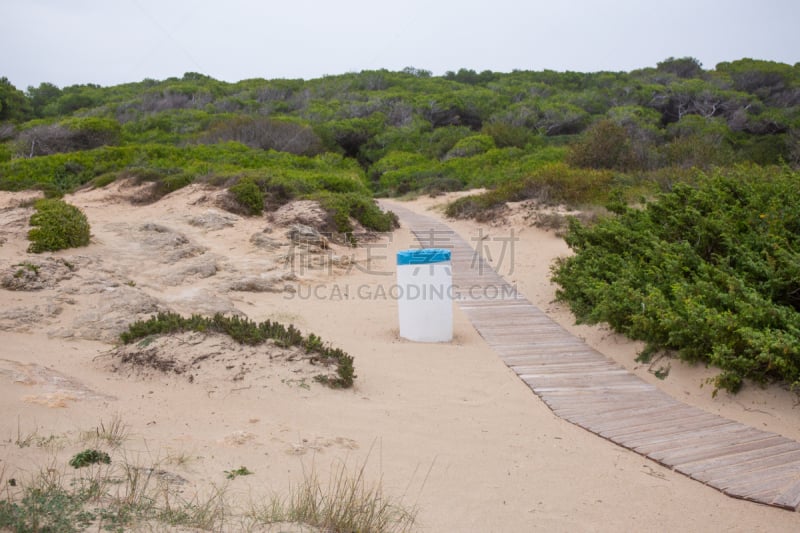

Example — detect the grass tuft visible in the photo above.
[82,414,129,448]
[250,457,418,533]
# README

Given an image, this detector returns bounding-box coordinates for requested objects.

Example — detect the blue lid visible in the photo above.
[397,248,451,265]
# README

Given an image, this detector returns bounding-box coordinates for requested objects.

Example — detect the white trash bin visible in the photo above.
[396,248,453,342]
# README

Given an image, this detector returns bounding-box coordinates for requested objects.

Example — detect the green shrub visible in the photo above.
[551,166,800,393]
[444,134,496,159]
[228,177,264,215]
[0,142,11,163]
[27,199,91,253]
[312,192,399,233]
[69,449,111,468]
[90,172,119,188]
[567,119,637,170]
[481,121,536,148]
[0,485,95,532]
[16,117,121,157]
[445,163,615,219]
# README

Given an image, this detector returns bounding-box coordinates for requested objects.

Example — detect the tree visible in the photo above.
[27,82,62,117]
[567,119,636,170]
[316,115,386,160]
[716,59,797,102]
[402,66,432,78]
[201,116,323,156]
[534,100,589,135]
[656,57,704,79]
[0,77,32,121]
[481,120,535,148]
[443,68,497,85]
[16,117,121,157]
[662,115,734,168]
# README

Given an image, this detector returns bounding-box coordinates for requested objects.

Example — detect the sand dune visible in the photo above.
[1,184,798,531]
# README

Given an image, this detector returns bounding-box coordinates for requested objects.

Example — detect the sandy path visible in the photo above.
[1,186,798,531]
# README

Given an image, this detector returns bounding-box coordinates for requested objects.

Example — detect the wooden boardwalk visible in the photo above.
[387,203,800,512]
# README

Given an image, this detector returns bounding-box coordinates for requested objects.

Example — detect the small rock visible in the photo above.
[286,224,329,250]
[161,255,219,286]
[187,210,240,231]
[227,272,297,292]
[273,200,329,230]
[0,258,76,291]
[250,232,283,250]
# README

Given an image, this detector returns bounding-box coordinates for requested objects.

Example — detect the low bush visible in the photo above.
[27,198,91,253]
[312,191,399,234]
[372,145,568,196]
[443,134,496,159]
[445,163,615,219]
[551,166,800,393]
[201,115,324,156]
[69,449,111,468]
[121,312,356,388]
[15,117,121,157]
[228,177,264,215]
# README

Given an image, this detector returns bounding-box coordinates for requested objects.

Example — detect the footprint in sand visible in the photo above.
[285,436,359,456]
[220,430,258,446]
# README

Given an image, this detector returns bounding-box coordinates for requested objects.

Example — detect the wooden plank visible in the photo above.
[525,376,653,390]
[656,435,790,467]
[512,362,625,374]
[710,461,800,491]
[551,396,682,418]
[773,478,800,511]
[504,357,613,369]
[594,412,727,440]
[518,370,632,383]
[545,396,661,414]
[568,404,704,433]
[684,448,800,483]
[512,365,625,377]
[497,349,599,361]
[676,442,800,478]
[551,401,679,420]
[724,473,800,502]
[534,383,658,394]
[637,426,766,456]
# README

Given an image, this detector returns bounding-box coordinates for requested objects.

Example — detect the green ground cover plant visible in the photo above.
[551,166,800,393]
[27,198,91,253]
[445,163,617,219]
[69,449,111,469]
[121,312,356,388]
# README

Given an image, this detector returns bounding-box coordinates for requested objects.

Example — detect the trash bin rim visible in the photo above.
[396,248,451,265]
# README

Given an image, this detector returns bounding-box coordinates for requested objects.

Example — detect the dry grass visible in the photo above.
[13,418,66,452]
[81,413,129,448]
[249,455,419,533]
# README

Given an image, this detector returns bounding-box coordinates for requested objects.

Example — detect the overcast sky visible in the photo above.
[3,0,799,90]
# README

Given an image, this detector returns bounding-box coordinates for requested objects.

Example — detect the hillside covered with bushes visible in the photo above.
[1,57,799,392]
[1,57,798,199]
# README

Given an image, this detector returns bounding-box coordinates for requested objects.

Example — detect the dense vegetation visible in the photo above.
[2,57,799,391]
[2,57,798,200]
[552,167,800,393]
